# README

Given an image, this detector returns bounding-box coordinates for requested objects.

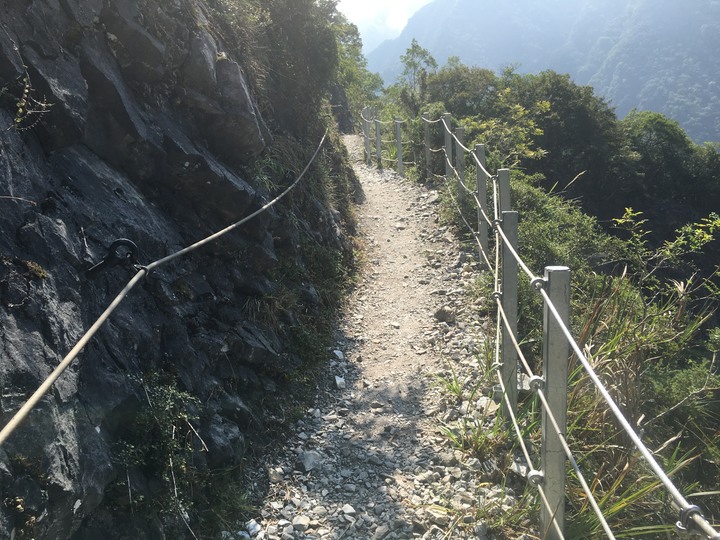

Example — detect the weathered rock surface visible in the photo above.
[0,1,351,538]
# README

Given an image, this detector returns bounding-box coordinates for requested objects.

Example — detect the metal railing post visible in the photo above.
[500,210,519,418]
[375,118,382,170]
[498,168,511,213]
[395,119,404,177]
[540,266,570,540]
[455,126,465,203]
[423,112,430,180]
[475,144,489,257]
[442,113,452,180]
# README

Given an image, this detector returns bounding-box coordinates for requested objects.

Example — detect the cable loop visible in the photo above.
[676,506,705,535]
[529,375,545,392]
[531,277,546,291]
[528,470,544,486]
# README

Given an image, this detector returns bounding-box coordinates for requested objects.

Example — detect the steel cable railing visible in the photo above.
[540,288,720,540]
[494,366,567,540]
[441,146,489,206]
[448,126,495,180]
[495,299,617,539]
[495,222,536,281]
[0,130,329,447]
[463,129,615,536]
[442,156,493,270]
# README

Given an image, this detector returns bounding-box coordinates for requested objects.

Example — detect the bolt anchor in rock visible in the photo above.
[85,238,140,279]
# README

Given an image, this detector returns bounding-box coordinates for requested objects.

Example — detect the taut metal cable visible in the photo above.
[441,150,495,237]
[496,222,536,281]
[478,204,493,228]
[536,383,617,539]
[470,151,494,181]
[451,130,472,153]
[442,120,495,179]
[443,167,493,270]
[441,116,452,136]
[495,301,534,382]
[0,130,329,447]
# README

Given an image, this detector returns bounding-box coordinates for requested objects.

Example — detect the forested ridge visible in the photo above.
[367,0,720,144]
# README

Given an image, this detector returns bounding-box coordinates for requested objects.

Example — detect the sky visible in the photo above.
[336,0,434,53]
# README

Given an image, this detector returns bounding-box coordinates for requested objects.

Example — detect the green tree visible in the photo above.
[395,39,437,115]
[399,38,437,93]
[462,87,549,169]
[426,60,499,119]
[512,71,636,219]
[690,142,720,214]
[622,110,695,195]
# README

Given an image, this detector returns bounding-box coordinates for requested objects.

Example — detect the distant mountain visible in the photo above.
[357,20,397,54]
[367,0,720,143]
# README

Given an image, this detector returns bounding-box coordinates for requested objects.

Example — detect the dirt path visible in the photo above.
[233,136,515,540]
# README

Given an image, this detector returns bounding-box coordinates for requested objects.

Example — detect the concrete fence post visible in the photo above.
[395,119,404,177]
[498,168,511,214]
[455,126,465,203]
[363,109,372,166]
[442,113,452,180]
[475,144,489,258]
[423,112,431,180]
[375,118,382,170]
[500,210,519,418]
[540,266,570,540]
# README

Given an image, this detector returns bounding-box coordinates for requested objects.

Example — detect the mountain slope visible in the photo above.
[368,0,720,142]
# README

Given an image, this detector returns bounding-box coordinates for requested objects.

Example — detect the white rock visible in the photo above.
[342,504,357,516]
[292,515,311,531]
[246,519,262,536]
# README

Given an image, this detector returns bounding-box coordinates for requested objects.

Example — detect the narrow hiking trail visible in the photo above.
[237,136,527,540]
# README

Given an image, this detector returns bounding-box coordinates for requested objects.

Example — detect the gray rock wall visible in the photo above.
[0,1,349,537]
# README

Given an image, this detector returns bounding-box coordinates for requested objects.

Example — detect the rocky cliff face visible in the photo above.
[0,1,353,537]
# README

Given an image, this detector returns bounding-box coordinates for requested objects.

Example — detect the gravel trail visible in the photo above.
[232,136,528,540]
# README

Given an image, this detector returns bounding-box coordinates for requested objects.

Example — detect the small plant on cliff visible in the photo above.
[2,72,52,132]
[111,373,204,534]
